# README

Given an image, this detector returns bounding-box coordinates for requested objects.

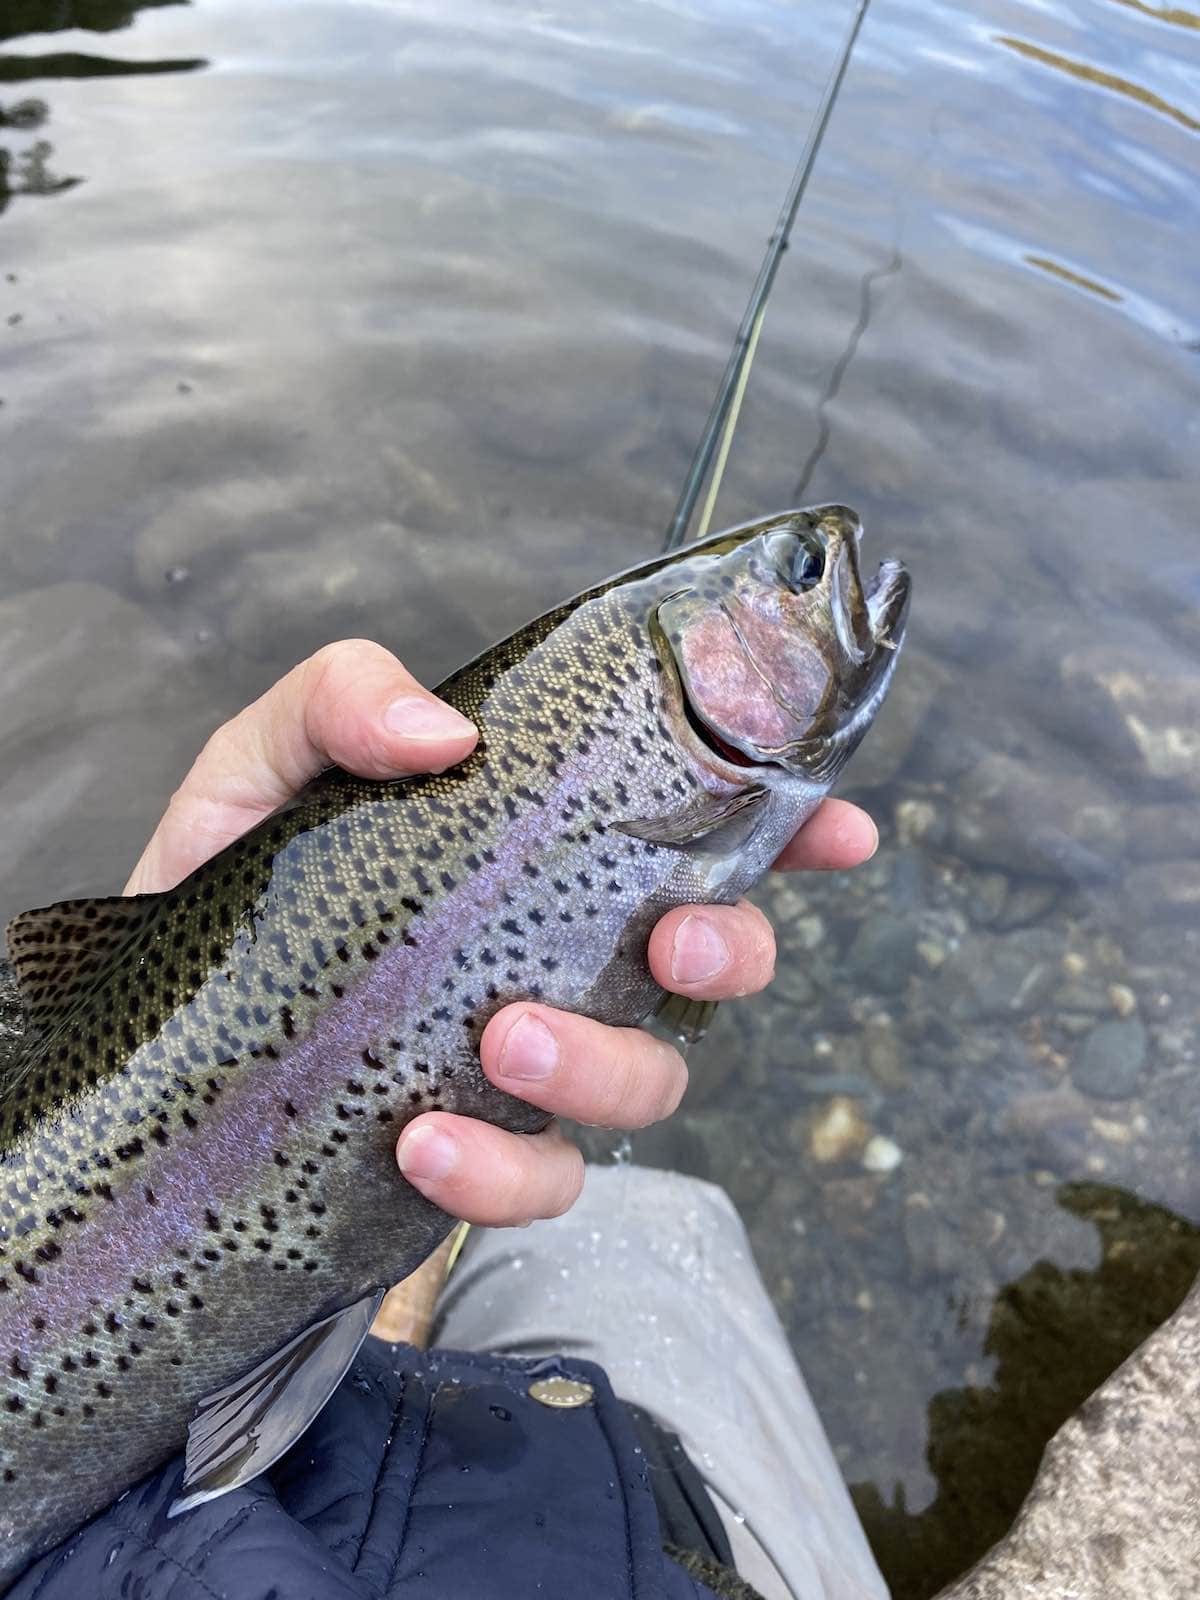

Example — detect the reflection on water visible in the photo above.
[0,135,80,214]
[0,97,80,216]
[855,1184,1200,1600]
[1023,254,1122,304]
[0,0,1196,1593]
[0,51,205,81]
[0,3,203,125]
[995,34,1200,134]
[1107,0,1200,29]
[0,3,202,217]
[0,98,45,127]
[0,1,187,43]
[942,215,1197,345]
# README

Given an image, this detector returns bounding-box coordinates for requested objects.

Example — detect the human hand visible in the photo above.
[127,640,878,1229]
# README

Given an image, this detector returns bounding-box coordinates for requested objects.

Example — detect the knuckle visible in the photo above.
[545,1147,585,1218]
[300,645,343,707]
[163,778,194,821]
[160,783,214,843]
[657,1047,688,1119]
[594,1036,641,1126]
[495,1143,536,1218]
[308,637,380,674]
[302,644,353,716]
[589,1031,679,1128]
[195,715,239,772]
[304,640,389,714]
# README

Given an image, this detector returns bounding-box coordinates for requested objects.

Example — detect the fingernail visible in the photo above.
[498,1013,560,1081]
[670,915,730,985]
[397,1125,458,1181]
[383,694,474,742]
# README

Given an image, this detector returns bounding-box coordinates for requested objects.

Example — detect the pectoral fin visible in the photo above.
[169,1288,385,1517]
[614,786,768,853]
[654,991,718,1046]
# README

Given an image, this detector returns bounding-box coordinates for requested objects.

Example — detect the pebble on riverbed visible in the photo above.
[809,1096,871,1165]
[862,1135,903,1174]
[1072,1019,1149,1101]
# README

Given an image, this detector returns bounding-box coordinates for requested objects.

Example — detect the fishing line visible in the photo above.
[662,0,873,553]
[792,246,901,501]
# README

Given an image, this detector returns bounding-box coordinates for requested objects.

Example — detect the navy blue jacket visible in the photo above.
[12,1341,730,1599]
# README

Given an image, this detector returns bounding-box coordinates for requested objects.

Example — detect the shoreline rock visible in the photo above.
[936,1263,1200,1599]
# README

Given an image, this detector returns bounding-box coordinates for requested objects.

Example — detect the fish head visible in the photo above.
[651,504,910,786]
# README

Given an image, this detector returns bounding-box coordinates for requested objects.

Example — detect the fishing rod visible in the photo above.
[662,0,873,554]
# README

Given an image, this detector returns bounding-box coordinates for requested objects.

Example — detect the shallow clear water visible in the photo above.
[1,0,1197,1591]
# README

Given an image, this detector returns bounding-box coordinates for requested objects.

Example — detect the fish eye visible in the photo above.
[791,540,825,591]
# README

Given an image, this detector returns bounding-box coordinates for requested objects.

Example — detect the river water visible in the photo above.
[1,1,1197,1592]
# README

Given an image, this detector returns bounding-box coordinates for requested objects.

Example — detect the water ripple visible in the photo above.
[995,33,1200,133]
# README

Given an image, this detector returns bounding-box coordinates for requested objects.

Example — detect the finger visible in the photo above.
[395,1114,585,1227]
[480,1004,687,1129]
[125,639,476,894]
[772,797,878,873]
[646,900,776,1000]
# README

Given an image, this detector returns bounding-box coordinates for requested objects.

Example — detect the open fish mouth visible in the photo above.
[656,507,911,778]
[680,691,759,769]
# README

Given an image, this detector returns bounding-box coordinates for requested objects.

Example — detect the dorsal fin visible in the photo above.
[5,893,162,1044]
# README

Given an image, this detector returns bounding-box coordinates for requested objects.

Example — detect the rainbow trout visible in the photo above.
[0,506,908,1587]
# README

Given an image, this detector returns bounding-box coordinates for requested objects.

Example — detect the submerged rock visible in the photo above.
[951,753,1123,884]
[941,928,1061,1021]
[862,1016,909,1090]
[1071,1020,1148,1102]
[1128,803,1200,862]
[808,1096,871,1165]
[844,913,921,996]
[1124,861,1200,922]
[902,1197,961,1281]
[1059,647,1200,793]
